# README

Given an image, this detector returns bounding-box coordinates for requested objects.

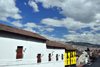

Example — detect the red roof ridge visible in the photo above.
[0,23,47,40]
[47,40,77,50]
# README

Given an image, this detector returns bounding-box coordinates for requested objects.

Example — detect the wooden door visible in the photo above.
[16,46,23,59]
[56,54,58,61]
[62,54,63,60]
[49,54,51,61]
[37,54,41,63]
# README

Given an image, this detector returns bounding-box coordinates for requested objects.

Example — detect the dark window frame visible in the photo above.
[56,54,58,61]
[62,54,63,60]
[48,53,51,61]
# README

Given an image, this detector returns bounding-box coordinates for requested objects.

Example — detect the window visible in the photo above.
[48,53,51,61]
[74,52,76,57]
[16,46,23,59]
[62,54,63,60]
[73,52,74,57]
[37,54,41,63]
[67,52,69,59]
[56,54,58,61]
[71,52,73,57]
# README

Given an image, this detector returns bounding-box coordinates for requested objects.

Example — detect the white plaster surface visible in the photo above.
[0,32,65,67]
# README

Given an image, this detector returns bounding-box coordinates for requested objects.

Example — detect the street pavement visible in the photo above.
[83,56,100,67]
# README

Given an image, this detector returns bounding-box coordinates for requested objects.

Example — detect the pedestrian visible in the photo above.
[85,55,88,64]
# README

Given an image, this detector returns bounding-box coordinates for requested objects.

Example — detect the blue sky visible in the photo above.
[0,0,100,44]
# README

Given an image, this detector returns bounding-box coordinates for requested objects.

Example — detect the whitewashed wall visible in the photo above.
[0,31,65,67]
[46,48,65,67]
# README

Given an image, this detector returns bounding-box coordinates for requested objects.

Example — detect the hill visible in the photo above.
[66,41,100,48]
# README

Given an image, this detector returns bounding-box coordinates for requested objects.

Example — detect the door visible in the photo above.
[16,46,23,59]
[37,54,41,63]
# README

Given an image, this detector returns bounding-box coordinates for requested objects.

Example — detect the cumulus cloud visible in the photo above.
[24,22,54,32]
[24,27,39,33]
[46,28,54,32]
[68,30,76,34]
[36,0,100,23]
[41,16,100,44]
[39,28,54,32]
[28,0,39,12]
[63,33,100,44]
[41,34,66,41]
[41,17,100,30]
[0,0,22,22]
[11,20,23,27]
[23,22,41,33]
[24,22,42,28]
[92,26,100,32]
[23,0,100,44]
[24,2,27,5]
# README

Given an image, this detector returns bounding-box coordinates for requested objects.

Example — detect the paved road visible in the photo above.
[83,57,100,67]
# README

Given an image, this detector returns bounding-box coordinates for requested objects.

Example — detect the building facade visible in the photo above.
[0,23,66,67]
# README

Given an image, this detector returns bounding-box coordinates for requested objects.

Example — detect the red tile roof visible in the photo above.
[46,40,77,50]
[64,44,77,50]
[46,40,64,48]
[0,23,47,40]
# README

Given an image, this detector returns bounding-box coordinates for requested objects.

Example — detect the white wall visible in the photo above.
[46,48,65,67]
[0,31,65,67]
[47,49,65,61]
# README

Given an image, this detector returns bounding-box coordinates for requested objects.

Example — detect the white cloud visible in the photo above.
[28,0,39,12]
[68,30,76,34]
[36,0,100,23]
[24,2,27,5]
[11,20,23,27]
[24,22,54,32]
[41,17,100,30]
[40,16,100,44]
[24,22,42,28]
[36,0,100,45]
[46,28,54,32]
[0,0,22,22]
[41,18,63,27]
[23,23,41,33]
[63,33,100,44]
[41,34,66,41]
[39,28,54,32]
[91,26,100,32]
[24,27,39,33]
[39,28,45,32]
[51,34,55,36]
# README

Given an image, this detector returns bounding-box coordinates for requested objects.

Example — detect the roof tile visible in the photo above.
[47,40,77,50]
[0,23,47,40]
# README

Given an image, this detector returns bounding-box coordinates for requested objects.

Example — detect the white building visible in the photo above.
[46,41,65,67]
[0,23,65,67]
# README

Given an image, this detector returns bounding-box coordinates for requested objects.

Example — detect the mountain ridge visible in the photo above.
[66,41,100,48]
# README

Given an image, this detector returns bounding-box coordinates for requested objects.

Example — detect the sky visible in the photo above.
[0,0,100,44]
